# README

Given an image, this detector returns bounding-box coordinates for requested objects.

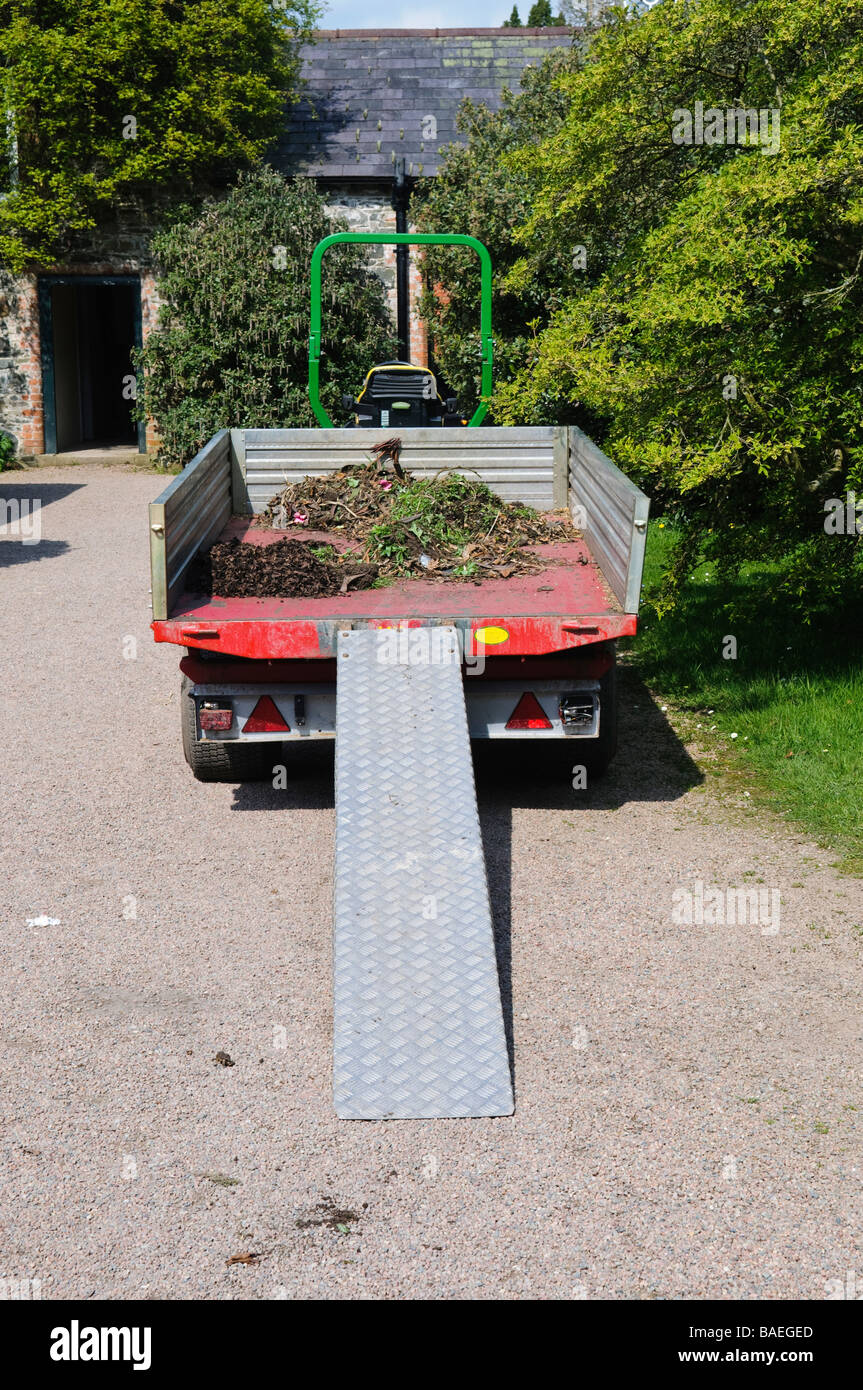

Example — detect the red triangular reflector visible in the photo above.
[506,691,552,731]
[243,696,290,733]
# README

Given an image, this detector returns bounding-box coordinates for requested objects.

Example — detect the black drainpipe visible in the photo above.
[392,158,410,362]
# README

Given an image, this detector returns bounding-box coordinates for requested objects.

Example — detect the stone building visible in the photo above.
[0,27,574,459]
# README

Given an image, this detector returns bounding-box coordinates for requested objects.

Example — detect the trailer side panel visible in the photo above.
[568,426,650,613]
[149,430,232,620]
[235,426,565,515]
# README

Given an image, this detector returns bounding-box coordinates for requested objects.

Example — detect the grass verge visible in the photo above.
[626,525,863,874]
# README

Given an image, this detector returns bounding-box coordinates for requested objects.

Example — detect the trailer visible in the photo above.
[148,235,650,1121]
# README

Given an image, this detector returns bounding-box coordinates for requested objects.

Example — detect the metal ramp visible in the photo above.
[333,626,514,1120]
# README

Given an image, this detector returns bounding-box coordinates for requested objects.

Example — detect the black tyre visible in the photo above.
[586,656,618,774]
[488,656,618,783]
[180,677,276,783]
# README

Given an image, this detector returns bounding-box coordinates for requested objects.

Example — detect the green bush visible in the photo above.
[0,432,17,470]
[135,170,397,469]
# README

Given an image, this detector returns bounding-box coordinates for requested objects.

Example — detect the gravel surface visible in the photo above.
[1,463,862,1301]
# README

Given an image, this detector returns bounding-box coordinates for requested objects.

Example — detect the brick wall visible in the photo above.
[408,253,428,367]
[139,269,161,451]
[0,270,42,456]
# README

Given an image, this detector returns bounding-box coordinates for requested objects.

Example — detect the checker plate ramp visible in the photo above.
[333,626,514,1120]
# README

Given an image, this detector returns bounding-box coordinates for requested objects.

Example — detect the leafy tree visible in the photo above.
[135,170,397,469]
[411,49,579,415]
[527,0,554,23]
[503,5,523,23]
[0,0,317,271]
[416,0,863,614]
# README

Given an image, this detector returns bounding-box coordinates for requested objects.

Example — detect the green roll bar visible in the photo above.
[309,231,493,428]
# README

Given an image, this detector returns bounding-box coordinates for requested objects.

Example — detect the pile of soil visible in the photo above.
[261,439,578,582]
[188,537,378,600]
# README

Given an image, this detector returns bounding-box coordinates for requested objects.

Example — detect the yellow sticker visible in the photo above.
[474,626,509,646]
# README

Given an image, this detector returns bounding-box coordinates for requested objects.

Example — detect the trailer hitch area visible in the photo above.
[559,693,597,732]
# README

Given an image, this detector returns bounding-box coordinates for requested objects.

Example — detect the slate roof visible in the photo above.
[273,28,576,181]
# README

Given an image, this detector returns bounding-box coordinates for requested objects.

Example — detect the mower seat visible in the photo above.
[343,362,462,428]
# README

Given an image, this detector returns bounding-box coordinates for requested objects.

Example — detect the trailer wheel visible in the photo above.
[501,656,618,783]
[585,657,618,775]
[558,656,618,779]
[180,678,276,783]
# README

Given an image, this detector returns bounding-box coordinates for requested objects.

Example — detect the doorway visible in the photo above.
[38,276,145,454]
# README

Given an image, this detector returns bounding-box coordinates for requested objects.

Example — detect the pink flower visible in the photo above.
[377,478,393,491]
[291,511,308,524]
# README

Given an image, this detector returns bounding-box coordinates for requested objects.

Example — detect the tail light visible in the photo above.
[199,704,233,732]
[505,692,553,731]
[243,696,290,734]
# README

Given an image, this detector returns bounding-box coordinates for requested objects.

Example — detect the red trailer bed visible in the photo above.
[152,515,635,662]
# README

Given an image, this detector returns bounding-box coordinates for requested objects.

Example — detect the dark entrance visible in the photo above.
[38,276,145,454]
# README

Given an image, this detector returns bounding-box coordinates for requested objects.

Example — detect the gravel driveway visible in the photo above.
[1,463,861,1301]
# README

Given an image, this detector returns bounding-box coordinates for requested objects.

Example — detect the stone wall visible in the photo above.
[0,209,161,458]
[323,184,428,366]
